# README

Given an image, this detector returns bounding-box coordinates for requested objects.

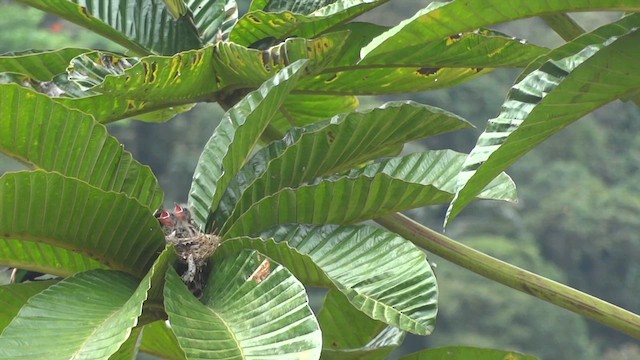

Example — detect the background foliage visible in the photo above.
[0,0,639,359]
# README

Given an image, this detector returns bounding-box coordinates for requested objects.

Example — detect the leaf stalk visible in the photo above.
[375,212,640,339]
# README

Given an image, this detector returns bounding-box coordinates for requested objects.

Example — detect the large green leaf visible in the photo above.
[189,60,309,231]
[399,346,537,360]
[16,0,202,55]
[359,28,549,68]
[0,171,165,277]
[0,71,186,124]
[251,0,352,13]
[140,321,186,360]
[89,33,343,106]
[266,94,359,139]
[188,0,238,45]
[446,28,640,224]
[296,63,490,95]
[109,327,142,360]
[0,48,89,81]
[0,238,107,278]
[215,101,472,227]
[0,270,147,359]
[230,0,388,47]
[223,150,516,237]
[319,289,405,359]
[360,0,640,61]
[287,22,549,95]
[164,250,321,359]
[0,84,163,208]
[213,32,347,90]
[222,224,438,335]
[0,280,58,333]
[517,13,640,82]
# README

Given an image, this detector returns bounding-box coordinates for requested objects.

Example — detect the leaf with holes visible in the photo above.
[0,48,89,80]
[360,0,640,60]
[446,28,640,224]
[231,0,387,46]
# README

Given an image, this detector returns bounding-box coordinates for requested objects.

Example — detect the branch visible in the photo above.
[375,212,640,339]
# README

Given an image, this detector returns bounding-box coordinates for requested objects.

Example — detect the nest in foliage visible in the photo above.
[155,204,220,297]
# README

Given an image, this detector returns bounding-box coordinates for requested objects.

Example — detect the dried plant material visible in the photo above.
[155,204,221,296]
[248,258,271,284]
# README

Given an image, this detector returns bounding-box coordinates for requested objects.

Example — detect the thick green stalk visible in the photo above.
[375,212,640,339]
[540,13,585,41]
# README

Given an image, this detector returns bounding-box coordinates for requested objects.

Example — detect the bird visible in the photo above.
[155,209,176,236]
[174,203,198,238]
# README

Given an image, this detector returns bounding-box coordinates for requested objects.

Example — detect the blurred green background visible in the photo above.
[1,1,638,358]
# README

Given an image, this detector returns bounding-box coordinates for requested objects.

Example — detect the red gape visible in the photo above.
[158,210,175,227]
[174,203,188,222]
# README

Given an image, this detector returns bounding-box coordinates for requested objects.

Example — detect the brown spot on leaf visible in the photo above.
[325,74,338,83]
[247,14,261,24]
[417,67,438,76]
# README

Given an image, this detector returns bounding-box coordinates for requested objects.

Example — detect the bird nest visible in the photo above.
[155,204,220,295]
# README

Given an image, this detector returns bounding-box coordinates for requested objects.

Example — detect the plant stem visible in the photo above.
[375,212,640,339]
[540,13,585,41]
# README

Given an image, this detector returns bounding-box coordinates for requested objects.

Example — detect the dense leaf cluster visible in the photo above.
[0,0,638,359]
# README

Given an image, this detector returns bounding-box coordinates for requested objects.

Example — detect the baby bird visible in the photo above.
[155,209,176,236]
[174,203,197,238]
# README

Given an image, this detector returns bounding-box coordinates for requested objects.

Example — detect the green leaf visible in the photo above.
[398,346,537,360]
[319,289,404,359]
[296,63,490,95]
[0,280,58,333]
[0,84,163,208]
[0,71,182,124]
[360,0,640,60]
[215,101,472,227]
[88,33,342,107]
[0,270,146,359]
[189,60,309,231]
[223,150,516,237]
[0,171,165,277]
[109,327,142,360]
[359,28,549,68]
[446,28,640,224]
[222,224,438,335]
[231,0,388,47]
[140,321,186,360]
[163,250,321,359]
[0,48,89,81]
[189,0,238,44]
[214,32,348,89]
[252,0,350,13]
[94,48,219,102]
[16,0,202,55]
[0,238,107,278]
[517,13,640,82]
[266,94,359,138]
